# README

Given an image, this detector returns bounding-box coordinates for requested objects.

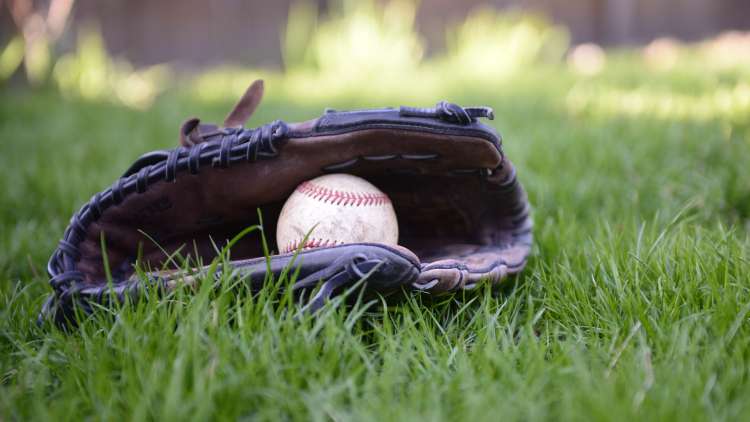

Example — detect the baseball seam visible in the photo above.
[296,181,390,206]
[283,237,342,253]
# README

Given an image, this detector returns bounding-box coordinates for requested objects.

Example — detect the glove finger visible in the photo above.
[414,243,530,292]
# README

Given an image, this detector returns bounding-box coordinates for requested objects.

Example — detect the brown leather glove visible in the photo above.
[40,80,532,326]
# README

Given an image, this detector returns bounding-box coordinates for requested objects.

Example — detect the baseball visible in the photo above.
[276,174,399,253]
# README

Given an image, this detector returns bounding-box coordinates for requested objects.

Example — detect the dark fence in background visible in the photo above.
[4,0,750,68]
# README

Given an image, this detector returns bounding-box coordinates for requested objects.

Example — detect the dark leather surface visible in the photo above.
[305,108,500,144]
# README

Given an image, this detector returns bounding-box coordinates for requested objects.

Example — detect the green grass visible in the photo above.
[1,55,750,421]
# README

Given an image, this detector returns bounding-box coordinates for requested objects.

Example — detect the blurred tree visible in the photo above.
[3,0,74,84]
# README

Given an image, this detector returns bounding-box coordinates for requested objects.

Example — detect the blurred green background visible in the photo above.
[2,0,750,420]
[2,0,750,107]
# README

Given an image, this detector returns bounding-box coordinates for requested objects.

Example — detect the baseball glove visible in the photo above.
[39,80,532,326]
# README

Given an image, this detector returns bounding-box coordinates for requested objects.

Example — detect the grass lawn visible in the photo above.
[1,53,749,420]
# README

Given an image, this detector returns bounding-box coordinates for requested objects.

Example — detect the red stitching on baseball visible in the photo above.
[283,237,341,253]
[296,181,390,206]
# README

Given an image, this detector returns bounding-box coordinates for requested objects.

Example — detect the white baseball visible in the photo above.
[276,174,399,253]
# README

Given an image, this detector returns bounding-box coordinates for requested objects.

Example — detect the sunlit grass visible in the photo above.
[2,49,750,419]
[567,81,750,122]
